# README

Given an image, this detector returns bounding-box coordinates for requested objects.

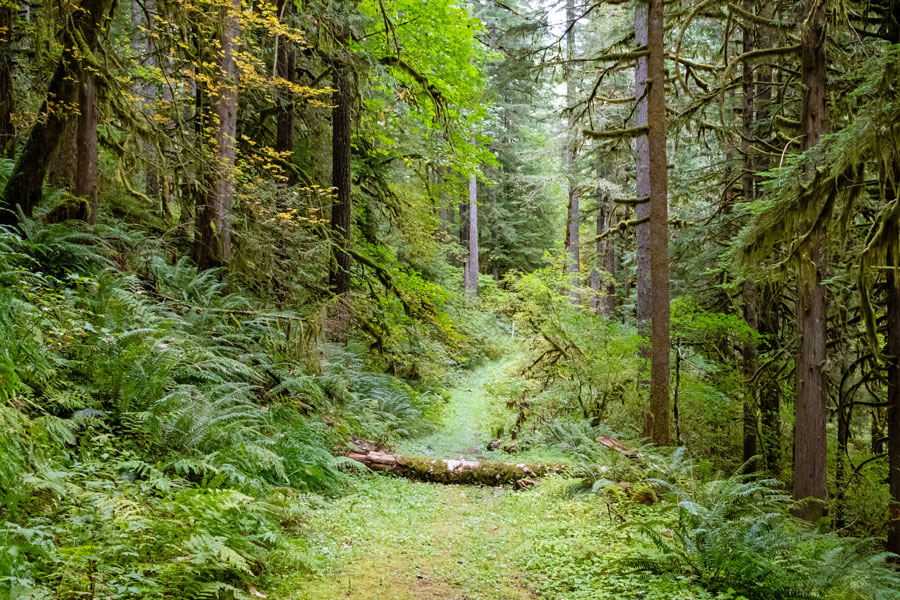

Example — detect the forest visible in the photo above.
[1,0,900,598]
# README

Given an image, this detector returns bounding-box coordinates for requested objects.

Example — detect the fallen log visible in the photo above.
[596,435,642,458]
[345,449,568,486]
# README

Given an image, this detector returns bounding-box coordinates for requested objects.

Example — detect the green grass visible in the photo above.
[396,357,576,464]
[274,356,726,600]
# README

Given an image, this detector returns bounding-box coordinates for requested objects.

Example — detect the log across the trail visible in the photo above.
[345,449,568,486]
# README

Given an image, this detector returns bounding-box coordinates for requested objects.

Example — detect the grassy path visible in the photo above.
[275,358,542,600]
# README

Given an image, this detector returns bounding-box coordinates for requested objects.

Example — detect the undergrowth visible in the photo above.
[0,217,448,598]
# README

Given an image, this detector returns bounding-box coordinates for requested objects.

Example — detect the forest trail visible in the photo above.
[276,358,544,600]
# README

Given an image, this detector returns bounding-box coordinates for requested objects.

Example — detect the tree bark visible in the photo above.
[346,450,567,486]
[0,4,14,158]
[465,172,479,296]
[75,75,99,224]
[132,0,161,203]
[329,20,353,295]
[275,0,296,184]
[887,259,900,554]
[792,0,828,521]
[740,0,758,468]
[647,0,670,446]
[755,16,779,478]
[459,200,469,248]
[590,209,602,313]
[195,0,240,270]
[634,0,651,340]
[759,283,782,476]
[565,0,580,302]
[742,280,759,465]
[0,0,114,226]
[886,3,900,557]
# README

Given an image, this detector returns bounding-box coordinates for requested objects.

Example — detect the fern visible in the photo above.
[624,465,900,600]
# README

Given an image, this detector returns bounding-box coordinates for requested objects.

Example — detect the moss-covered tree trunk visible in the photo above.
[740,0,758,467]
[633,0,651,340]
[346,450,567,486]
[0,0,114,226]
[329,14,353,297]
[647,0,670,446]
[792,0,828,522]
[886,0,900,558]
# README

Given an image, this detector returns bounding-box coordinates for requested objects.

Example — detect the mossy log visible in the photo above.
[345,450,568,486]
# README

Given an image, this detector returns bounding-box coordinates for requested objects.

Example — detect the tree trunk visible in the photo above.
[565,0,580,302]
[603,208,619,317]
[590,209,602,313]
[459,200,469,248]
[740,2,758,467]
[887,261,900,554]
[755,17,779,478]
[438,197,448,241]
[449,200,456,257]
[634,0,651,339]
[742,280,759,466]
[0,0,114,226]
[0,4,14,158]
[647,0,670,446]
[275,0,296,184]
[132,0,161,202]
[329,21,353,295]
[346,450,567,486]
[465,172,479,296]
[75,75,99,224]
[886,4,900,557]
[792,0,828,521]
[759,283,782,476]
[195,0,239,270]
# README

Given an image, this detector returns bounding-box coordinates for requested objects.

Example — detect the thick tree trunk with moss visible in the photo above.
[0,0,114,226]
[647,0,670,447]
[346,450,567,486]
[792,0,828,522]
